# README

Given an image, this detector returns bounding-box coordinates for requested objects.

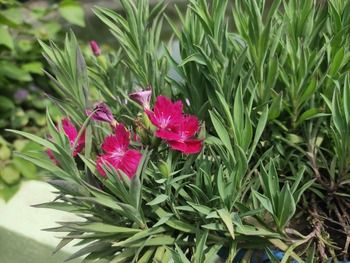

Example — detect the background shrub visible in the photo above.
[0,0,85,200]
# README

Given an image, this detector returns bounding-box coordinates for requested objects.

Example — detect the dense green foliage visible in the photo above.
[12,0,350,261]
[0,0,85,200]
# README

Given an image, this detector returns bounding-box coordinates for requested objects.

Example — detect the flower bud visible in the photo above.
[86,102,116,125]
[129,87,152,110]
[89,40,101,57]
[135,125,149,145]
[159,160,170,177]
[142,112,152,130]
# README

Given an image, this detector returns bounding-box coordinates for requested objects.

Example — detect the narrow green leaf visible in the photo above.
[71,223,141,234]
[252,189,274,215]
[7,129,58,152]
[194,230,208,263]
[217,208,235,240]
[171,244,191,263]
[248,106,268,161]
[209,111,234,158]
[147,194,168,206]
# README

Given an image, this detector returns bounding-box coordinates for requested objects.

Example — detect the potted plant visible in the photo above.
[11,0,350,261]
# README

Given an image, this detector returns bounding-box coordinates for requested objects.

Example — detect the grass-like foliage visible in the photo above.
[10,0,350,262]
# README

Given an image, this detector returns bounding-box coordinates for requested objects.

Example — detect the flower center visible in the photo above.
[159,115,171,129]
[179,131,187,141]
[111,148,125,159]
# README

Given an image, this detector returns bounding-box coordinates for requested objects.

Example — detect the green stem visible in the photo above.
[72,109,98,153]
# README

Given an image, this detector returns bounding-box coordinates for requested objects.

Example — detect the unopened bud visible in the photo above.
[159,160,170,177]
[89,40,101,56]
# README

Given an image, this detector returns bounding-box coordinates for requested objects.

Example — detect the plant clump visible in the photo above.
[12,0,350,262]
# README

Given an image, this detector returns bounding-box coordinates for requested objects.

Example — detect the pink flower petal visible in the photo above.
[62,118,78,144]
[167,139,203,154]
[101,124,130,153]
[101,135,127,154]
[97,123,141,179]
[97,154,124,176]
[155,129,182,141]
[154,96,183,117]
[179,115,200,139]
[145,109,159,127]
[61,118,85,156]
[46,149,59,165]
[155,115,199,142]
[150,96,183,130]
[118,150,142,179]
[105,154,123,169]
[114,123,130,146]
[96,150,142,179]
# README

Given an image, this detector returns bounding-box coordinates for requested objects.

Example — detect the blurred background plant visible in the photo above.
[0,0,85,200]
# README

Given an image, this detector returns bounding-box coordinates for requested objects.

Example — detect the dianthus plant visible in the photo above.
[9,0,350,262]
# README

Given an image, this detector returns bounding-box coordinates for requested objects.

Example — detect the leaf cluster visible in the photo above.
[13,0,350,261]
